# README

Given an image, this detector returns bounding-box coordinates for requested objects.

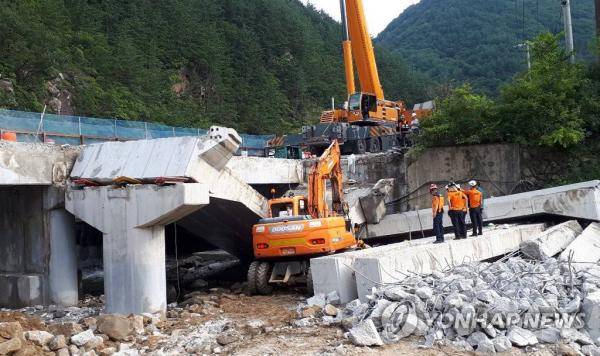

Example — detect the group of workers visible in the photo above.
[430,180,484,244]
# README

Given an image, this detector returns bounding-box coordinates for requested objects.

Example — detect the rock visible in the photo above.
[467,331,490,347]
[452,339,474,351]
[383,287,411,301]
[56,348,69,356]
[416,287,434,300]
[507,326,538,347]
[0,322,22,339]
[96,315,133,341]
[293,318,312,328]
[323,304,338,317]
[85,336,104,351]
[583,345,600,356]
[370,299,392,328]
[301,305,322,318]
[476,290,500,303]
[130,316,144,334]
[477,339,496,354]
[216,333,238,346]
[348,320,383,347]
[492,336,513,353]
[562,328,594,345]
[306,294,327,307]
[24,330,54,346]
[0,80,14,94]
[0,337,21,355]
[326,291,341,305]
[48,322,83,337]
[71,330,96,347]
[69,345,79,355]
[48,335,67,351]
[562,295,582,314]
[559,343,582,356]
[82,317,97,331]
[583,292,600,340]
[535,327,561,344]
[98,347,117,356]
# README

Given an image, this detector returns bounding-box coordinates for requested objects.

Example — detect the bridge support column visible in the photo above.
[66,183,209,314]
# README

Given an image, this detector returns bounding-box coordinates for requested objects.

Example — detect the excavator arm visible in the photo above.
[307,140,344,219]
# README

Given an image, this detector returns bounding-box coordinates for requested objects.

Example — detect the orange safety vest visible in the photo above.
[448,190,468,211]
[464,188,483,208]
[432,194,444,215]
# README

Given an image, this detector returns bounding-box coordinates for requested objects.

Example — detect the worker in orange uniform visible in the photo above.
[430,184,445,244]
[446,183,468,239]
[465,180,484,236]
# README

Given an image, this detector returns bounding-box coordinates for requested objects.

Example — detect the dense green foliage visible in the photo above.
[0,0,428,134]
[377,0,595,95]
[419,33,600,184]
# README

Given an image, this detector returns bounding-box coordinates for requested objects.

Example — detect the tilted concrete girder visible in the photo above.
[67,127,268,314]
[367,180,600,240]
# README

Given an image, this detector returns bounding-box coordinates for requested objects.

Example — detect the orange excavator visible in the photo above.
[247,140,357,294]
[302,0,416,154]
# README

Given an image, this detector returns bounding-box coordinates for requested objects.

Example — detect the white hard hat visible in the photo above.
[456,184,461,189]
[469,180,477,187]
[412,112,417,117]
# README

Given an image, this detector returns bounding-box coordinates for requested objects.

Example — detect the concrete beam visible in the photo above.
[311,224,547,303]
[226,156,303,185]
[368,180,600,240]
[560,223,600,272]
[66,184,209,314]
[520,220,582,260]
[0,141,79,185]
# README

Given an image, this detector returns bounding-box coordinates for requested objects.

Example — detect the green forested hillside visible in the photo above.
[0,0,427,134]
[377,0,596,94]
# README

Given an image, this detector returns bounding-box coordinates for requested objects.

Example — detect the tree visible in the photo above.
[419,84,499,147]
[496,33,588,148]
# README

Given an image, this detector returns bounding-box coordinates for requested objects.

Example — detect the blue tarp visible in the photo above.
[0,110,271,154]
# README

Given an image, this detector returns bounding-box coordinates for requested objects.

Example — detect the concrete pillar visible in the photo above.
[48,209,78,306]
[66,183,209,314]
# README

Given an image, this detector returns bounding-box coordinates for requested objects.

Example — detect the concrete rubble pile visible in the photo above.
[298,223,600,354]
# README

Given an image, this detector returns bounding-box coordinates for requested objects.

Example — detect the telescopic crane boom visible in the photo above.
[322,0,408,126]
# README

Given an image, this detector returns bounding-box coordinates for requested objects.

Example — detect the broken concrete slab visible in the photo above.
[311,223,546,303]
[70,127,241,183]
[226,156,303,185]
[560,223,600,272]
[69,128,268,260]
[353,179,395,225]
[368,180,600,240]
[583,292,600,340]
[520,220,582,260]
[0,141,79,185]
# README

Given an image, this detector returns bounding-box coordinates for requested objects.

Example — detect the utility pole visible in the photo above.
[596,0,600,62]
[596,0,600,37]
[516,42,531,70]
[561,0,575,63]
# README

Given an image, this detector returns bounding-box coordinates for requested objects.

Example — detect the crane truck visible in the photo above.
[247,140,357,294]
[300,0,417,155]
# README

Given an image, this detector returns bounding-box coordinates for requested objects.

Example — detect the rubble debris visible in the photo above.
[348,320,383,346]
[296,252,600,353]
[96,314,133,341]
